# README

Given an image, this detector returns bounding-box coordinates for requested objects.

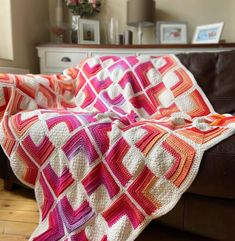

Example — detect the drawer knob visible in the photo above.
[61,57,71,62]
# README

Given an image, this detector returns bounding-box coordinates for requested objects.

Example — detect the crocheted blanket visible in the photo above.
[0,55,235,241]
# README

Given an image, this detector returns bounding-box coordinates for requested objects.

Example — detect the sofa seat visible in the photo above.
[188,133,235,199]
[157,193,235,241]
[137,221,216,241]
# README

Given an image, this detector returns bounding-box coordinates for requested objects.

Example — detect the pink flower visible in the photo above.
[90,0,98,8]
[65,0,80,5]
[64,0,101,15]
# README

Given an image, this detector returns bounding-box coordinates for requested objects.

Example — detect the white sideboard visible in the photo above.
[37,43,235,74]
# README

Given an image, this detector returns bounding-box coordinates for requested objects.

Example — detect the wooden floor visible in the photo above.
[0,179,214,241]
[0,179,38,241]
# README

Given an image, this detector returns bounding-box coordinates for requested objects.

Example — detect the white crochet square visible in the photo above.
[89,185,112,213]
[151,57,167,70]
[163,71,180,89]
[150,178,177,206]
[66,183,88,210]
[47,151,68,177]
[122,146,145,177]
[36,76,52,88]
[21,75,39,89]
[10,151,25,181]
[85,215,108,241]
[35,180,44,209]
[110,68,126,83]
[176,95,197,113]
[19,95,37,110]
[123,127,147,145]
[158,89,174,107]
[108,124,122,147]
[28,121,46,146]
[68,151,90,181]
[48,122,71,148]
[120,82,135,100]
[106,215,133,241]
[146,143,175,177]
[96,69,110,82]
[146,68,161,85]
[104,84,123,100]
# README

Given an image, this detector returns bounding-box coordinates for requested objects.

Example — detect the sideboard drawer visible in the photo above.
[37,44,235,74]
[91,52,134,57]
[45,51,88,69]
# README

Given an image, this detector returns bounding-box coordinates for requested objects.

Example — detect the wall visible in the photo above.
[0,0,13,60]
[155,0,235,44]
[0,0,50,73]
[50,0,235,44]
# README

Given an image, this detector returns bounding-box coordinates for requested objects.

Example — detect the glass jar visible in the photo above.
[107,17,119,44]
[71,15,80,44]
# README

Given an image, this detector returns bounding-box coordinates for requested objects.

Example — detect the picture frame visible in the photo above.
[192,22,224,44]
[78,19,100,44]
[156,21,188,44]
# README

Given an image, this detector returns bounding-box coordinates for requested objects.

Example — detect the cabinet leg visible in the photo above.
[4,179,14,190]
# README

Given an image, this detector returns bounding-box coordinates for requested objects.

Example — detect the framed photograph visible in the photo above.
[156,21,188,44]
[192,22,224,44]
[79,19,100,44]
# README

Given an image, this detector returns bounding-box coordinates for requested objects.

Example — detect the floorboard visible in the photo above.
[0,179,38,241]
[0,179,215,241]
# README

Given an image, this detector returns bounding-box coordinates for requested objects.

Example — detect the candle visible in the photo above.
[55,0,63,26]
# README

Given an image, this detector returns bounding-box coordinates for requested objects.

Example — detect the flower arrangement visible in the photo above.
[64,0,102,17]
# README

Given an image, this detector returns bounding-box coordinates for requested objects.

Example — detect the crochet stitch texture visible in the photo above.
[0,55,235,241]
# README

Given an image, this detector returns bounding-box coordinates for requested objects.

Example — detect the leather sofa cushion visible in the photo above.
[0,146,13,179]
[177,51,235,198]
[137,220,215,241]
[158,193,235,241]
[188,133,235,199]
[177,50,235,114]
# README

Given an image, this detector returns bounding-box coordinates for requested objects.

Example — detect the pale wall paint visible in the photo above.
[0,0,13,60]
[50,0,235,44]
[0,0,50,73]
[154,0,235,44]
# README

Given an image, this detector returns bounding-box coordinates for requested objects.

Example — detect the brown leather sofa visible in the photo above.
[1,50,235,241]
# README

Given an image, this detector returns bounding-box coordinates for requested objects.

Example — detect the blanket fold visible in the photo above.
[0,55,235,241]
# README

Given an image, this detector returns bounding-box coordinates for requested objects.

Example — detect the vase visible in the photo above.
[71,15,80,44]
[107,17,119,44]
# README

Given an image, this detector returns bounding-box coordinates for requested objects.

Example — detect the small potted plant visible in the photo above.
[64,0,102,43]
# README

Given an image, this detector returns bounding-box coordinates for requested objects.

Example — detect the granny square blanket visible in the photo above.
[0,55,235,241]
